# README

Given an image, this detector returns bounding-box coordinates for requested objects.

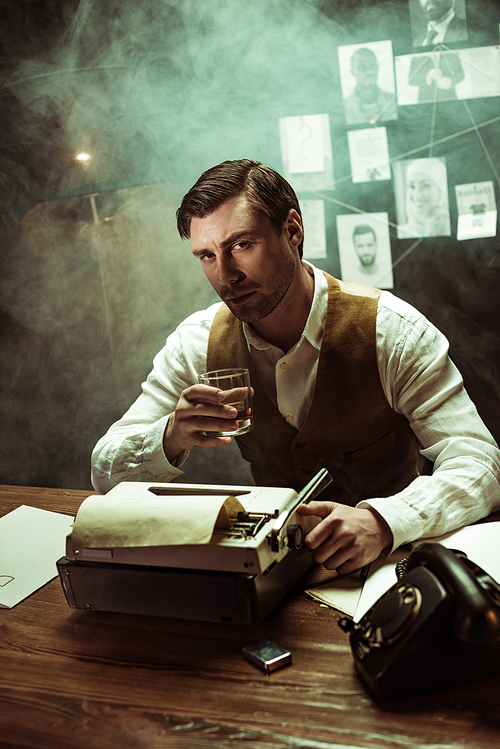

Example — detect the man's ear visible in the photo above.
[284,209,303,250]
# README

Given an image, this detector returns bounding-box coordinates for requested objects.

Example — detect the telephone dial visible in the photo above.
[339,542,500,698]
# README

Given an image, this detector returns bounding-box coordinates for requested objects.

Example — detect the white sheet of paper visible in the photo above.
[300,199,327,259]
[306,574,364,617]
[286,114,325,174]
[354,521,500,622]
[70,493,246,549]
[353,548,408,623]
[0,505,74,608]
[279,114,335,192]
[455,46,500,99]
[455,181,497,240]
[347,127,391,183]
[457,211,497,240]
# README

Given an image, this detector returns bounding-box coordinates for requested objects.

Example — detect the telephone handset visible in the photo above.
[406,543,500,645]
[339,542,500,698]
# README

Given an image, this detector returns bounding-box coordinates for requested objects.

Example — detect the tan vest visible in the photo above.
[207,272,418,505]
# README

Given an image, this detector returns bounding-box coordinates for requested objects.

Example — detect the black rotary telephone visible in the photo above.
[339,542,500,698]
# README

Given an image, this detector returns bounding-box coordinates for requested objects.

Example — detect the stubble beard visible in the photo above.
[359,255,376,268]
[220,248,297,324]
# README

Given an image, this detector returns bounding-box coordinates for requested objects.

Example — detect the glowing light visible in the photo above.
[76,151,91,164]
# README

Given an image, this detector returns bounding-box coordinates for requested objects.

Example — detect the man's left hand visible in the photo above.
[297,501,393,574]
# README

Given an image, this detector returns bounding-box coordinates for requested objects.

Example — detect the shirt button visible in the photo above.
[280,362,288,370]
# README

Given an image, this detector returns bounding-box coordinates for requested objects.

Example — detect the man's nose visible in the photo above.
[217,256,241,285]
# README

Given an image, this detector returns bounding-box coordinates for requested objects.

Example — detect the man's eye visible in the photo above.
[232,242,248,251]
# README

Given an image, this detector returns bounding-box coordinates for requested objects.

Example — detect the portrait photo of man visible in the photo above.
[336,212,394,288]
[409,0,468,47]
[338,41,398,126]
[408,50,465,102]
[352,224,379,277]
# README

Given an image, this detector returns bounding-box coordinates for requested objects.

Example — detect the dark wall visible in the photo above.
[1,0,499,489]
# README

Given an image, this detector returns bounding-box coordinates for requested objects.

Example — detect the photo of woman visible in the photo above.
[394,157,451,238]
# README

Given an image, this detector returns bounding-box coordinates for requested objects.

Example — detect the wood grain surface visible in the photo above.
[1,484,500,749]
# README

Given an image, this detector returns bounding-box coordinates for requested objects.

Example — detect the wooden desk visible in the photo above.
[1,484,500,749]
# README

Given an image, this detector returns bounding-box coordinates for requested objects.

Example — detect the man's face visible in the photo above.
[190,195,301,324]
[351,49,379,89]
[353,231,377,267]
[419,0,453,22]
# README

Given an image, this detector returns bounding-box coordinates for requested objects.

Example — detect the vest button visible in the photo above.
[280,362,288,370]
[286,415,293,424]
[295,443,305,449]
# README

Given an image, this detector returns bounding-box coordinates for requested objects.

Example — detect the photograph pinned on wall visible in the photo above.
[455,181,497,240]
[409,0,468,47]
[336,212,394,289]
[396,50,464,104]
[395,46,500,105]
[299,200,327,259]
[279,114,334,192]
[393,157,451,239]
[347,127,391,183]
[337,40,398,126]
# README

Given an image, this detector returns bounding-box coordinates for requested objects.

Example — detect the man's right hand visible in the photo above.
[162,384,247,463]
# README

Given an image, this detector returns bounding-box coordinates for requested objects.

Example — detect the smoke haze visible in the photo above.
[1,0,499,488]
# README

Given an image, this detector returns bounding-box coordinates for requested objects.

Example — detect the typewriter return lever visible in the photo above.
[270,468,333,553]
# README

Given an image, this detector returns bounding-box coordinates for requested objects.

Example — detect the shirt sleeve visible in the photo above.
[358,292,500,551]
[90,304,220,494]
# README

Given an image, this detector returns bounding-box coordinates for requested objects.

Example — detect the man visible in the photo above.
[343,47,398,126]
[416,0,468,46]
[91,159,500,575]
[409,49,465,103]
[352,224,379,276]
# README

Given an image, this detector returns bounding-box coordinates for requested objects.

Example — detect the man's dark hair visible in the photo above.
[176,159,304,258]
[351,47,378,67]
[353,223,376,242]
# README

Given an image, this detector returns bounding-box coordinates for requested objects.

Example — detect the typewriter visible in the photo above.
[57,469,332,624]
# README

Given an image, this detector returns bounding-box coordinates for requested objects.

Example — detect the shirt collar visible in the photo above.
[242,262,328,353]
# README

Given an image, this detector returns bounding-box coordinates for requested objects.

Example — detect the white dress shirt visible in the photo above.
[422,8,455,45]
[91,263,500,552]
